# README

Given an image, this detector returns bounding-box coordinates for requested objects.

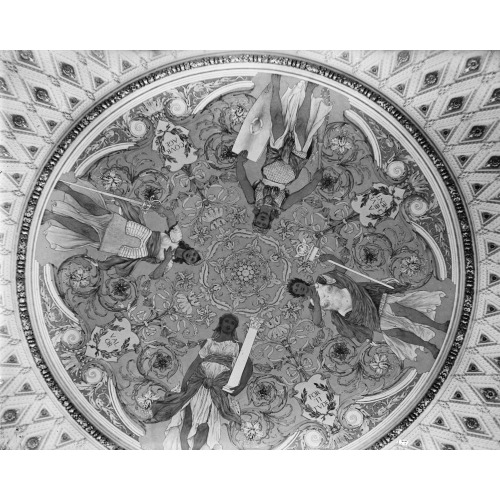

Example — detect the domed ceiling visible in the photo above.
[1,51,499,450]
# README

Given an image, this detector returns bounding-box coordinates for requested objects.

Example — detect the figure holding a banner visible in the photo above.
[149,313,254,450]
[234,74,332,232]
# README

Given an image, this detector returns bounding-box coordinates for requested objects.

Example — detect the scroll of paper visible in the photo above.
[223,317,264,393]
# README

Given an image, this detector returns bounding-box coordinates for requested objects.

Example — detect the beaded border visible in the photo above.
[16,53,474,450]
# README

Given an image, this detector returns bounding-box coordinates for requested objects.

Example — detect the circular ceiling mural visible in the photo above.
[20,56,472,450]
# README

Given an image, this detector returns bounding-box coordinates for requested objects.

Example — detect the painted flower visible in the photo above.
[137,388,160,410]
[241,421,264,442]
[329,135,353,154]
[275,219,297,241]
[390,248,432,288]
[352,233,392,271]
[45,308,64,324]
[226,206,247,226]
[229,103,248,127]
[233,262,258,284]
[136,183,163,203]
[328,340,357,363]
[137,343,179,383]
[189,82,209,100]
[229,411,273,449]
[297,260,315,275]
[280,300,303,322]
[265,316,290,341]
[400,255,422,277]
[247,375,288,413]
[196,305,217,327]
[319,173,338,192]
[101,168,124,192]
[63,267,90,289]
[320,338,358,373]
[190,224,211,246]
[369,353,390,375]
[109,278,132,301]
[130,382,169,421]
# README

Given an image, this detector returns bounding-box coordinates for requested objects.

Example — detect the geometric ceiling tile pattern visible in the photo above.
[1,50,499,450]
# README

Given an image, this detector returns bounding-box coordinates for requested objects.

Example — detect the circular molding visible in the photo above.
[17,53,474,450]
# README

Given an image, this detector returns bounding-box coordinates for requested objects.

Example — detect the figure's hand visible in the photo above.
[310,286,320,303]
[164,247,173,261]
[237,150,248,163]
[318,254,332,263]
[312,169,323,183]
[149,268,163,280]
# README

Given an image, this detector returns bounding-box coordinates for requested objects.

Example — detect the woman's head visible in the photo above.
[212,313,240,341]
[172,240,201,265]
[252,206,280,232]
[287,278,311,298]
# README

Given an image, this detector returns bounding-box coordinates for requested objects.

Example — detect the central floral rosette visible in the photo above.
[200,229,292,315]
[225,249,267,294]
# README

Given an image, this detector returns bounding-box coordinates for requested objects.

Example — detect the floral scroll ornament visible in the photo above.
[89,164,132,197]
[247,374,289,414]
[136,342,181,389]
[56,255,101,299]
[390,249,433,288]
[352,233,393,272]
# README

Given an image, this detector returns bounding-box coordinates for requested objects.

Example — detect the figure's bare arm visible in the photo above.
[235,151,255,204]
[149,248,173,280]
[310,287,324,326]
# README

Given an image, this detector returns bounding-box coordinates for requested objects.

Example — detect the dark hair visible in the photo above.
[252,205,280,233]
[360,185,400,225]
[287,277,311,298]
[212,313,240,342]
[171,240,201,265]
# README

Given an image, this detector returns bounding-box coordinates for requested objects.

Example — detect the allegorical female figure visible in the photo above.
[42,181,201,278]
[235,74,331,231]
[148,313,253,450]
[287,254,449,361]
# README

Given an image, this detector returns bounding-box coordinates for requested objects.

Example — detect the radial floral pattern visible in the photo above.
[33,69,458,450]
